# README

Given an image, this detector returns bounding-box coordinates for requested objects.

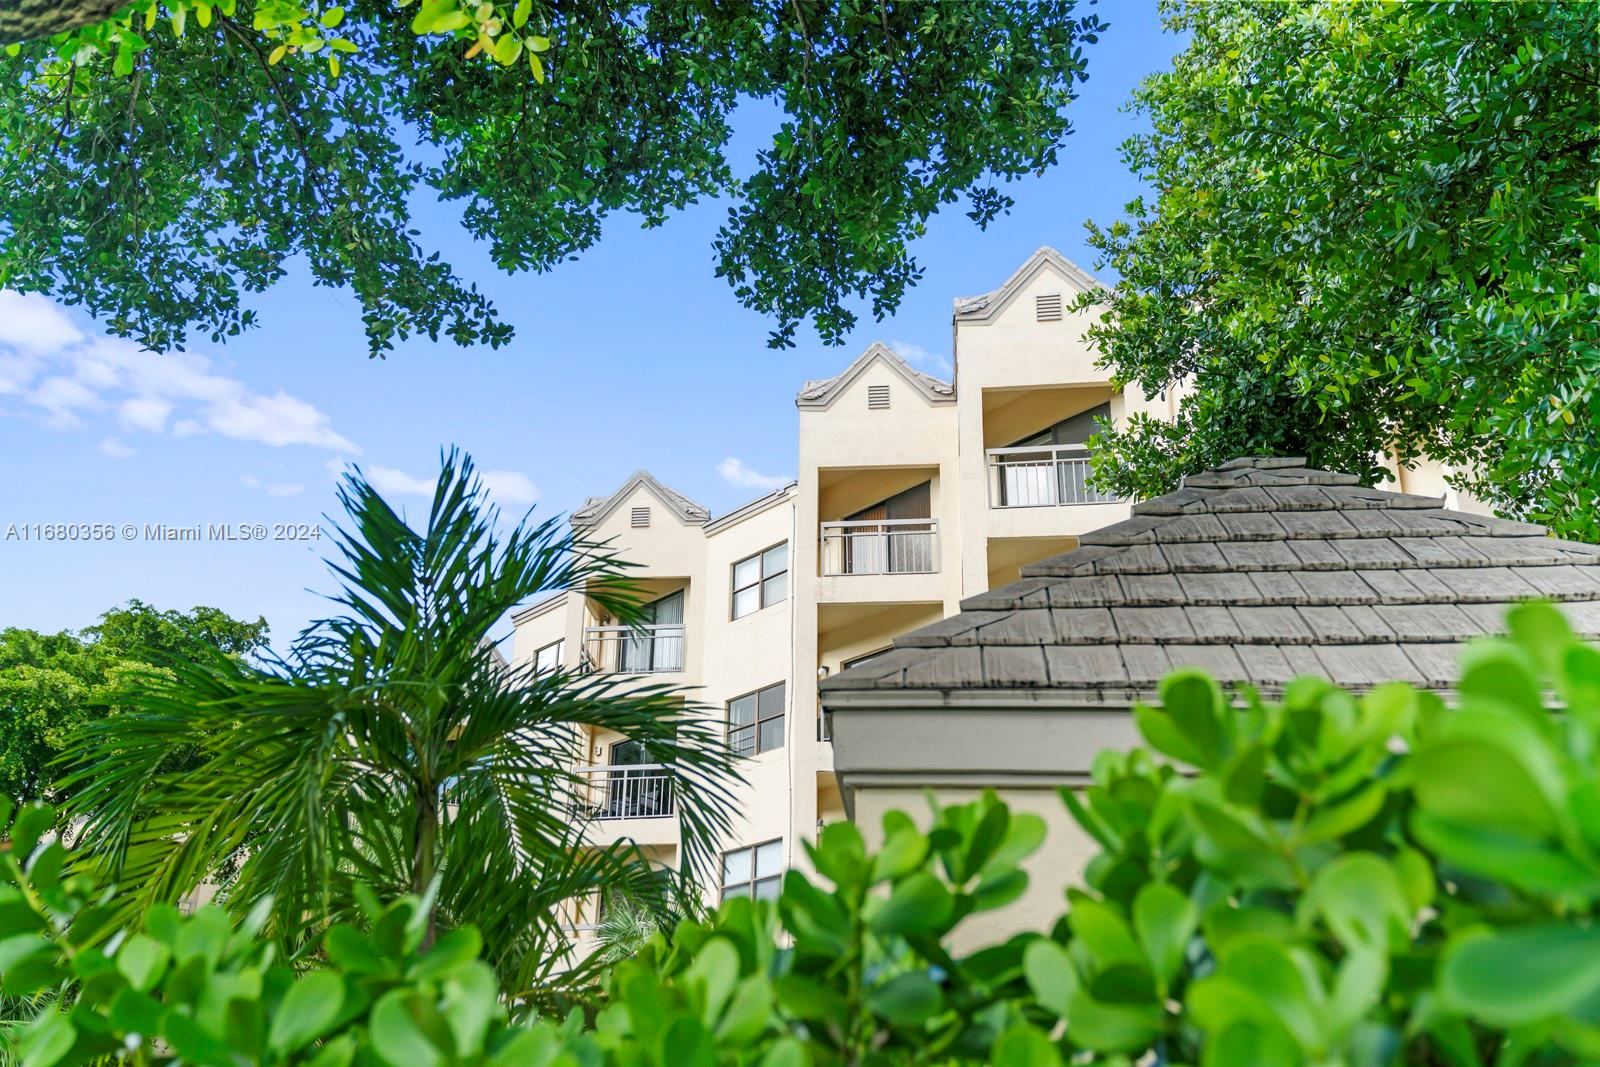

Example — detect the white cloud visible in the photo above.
[0,291,83,352]
[99,436,135,458]
[0,298,358,454]
[265,482,304,497]
[889,339,953,379]
[202,390,357,451]
[718,457,791,492]
[366,465,437,498]
[481,470,540,507]
[31,376,102,428]
[240,474,262,489]
[120,396,173,432]
[0,354,39,395]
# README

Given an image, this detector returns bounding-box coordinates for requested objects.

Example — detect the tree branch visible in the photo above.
[0,0,127,46]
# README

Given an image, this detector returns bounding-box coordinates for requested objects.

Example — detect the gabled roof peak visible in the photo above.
[953,246,1103,319]
[571,470,710,527]
[796,341,954,409]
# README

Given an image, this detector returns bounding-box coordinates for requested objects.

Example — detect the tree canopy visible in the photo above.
[1081,1,1600,538]
[0,0,1105,355]
[0,599,268,800]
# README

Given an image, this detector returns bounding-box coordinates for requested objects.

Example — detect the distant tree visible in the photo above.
[0,0,1105,354]
[0,600,268,800]
[1080,1,1600,538]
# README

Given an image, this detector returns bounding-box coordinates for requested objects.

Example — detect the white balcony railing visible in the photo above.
[573,764,675,820]
[819,518,938,576]
[986,445,1116,508]
[581,624,685,674]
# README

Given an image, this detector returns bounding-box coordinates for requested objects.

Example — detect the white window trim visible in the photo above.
[731,541,788,620]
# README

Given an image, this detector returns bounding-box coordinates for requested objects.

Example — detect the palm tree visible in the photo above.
[59,451,740,993]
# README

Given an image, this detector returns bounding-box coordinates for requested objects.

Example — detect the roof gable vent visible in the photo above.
[867,384,891,410]
[631,506,651,528]
[1035,293,1063,322]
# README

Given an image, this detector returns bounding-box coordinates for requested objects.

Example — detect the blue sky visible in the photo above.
[0,0,1181,650]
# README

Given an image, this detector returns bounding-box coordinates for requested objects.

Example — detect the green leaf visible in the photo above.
[866,971,943,1026]
[1133,882,1197,993]
[269,971,345,1054]
[992,1024,1065,1066]
[1065,990,1165,1052]
[773,975,846,1024]
[1298,781,1385,844]
[685,937,740,1025]
[116,933,170,993]
[1023,938,1078,1017]
[1441,926,1600,1027]
[867,872,953,937]
[1068,894,1143,968]
[1159,669,1232,769]
[1310,852,1411,952]
[1202,1020,1300,1067]
[17,1010,74,1067]
[714,977,773,1045]
[871,826,929,883]
[370,990,448,1067]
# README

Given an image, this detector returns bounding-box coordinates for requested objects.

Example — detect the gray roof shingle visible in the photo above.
[820,457,1600,700]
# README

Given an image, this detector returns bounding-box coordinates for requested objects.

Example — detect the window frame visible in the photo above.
[720,839,783,903]
[727,681,786,756]
[533,639,564,676]
[731,541,789,620]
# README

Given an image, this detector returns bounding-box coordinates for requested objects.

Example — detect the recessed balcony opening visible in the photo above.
[982,386,1117,508]
[574,739,675,820]
[986,536,1079,591]
[817,467,939,576]
[582,578,687,673]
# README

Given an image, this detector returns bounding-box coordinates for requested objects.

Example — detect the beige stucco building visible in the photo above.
[508,248,1482,950]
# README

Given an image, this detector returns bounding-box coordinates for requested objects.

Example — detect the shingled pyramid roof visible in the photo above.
[820,457,1600,704]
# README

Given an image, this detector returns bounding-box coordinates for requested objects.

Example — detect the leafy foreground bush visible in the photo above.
[7,600,1600,1065]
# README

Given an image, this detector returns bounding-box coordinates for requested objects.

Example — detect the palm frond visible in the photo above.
[58,449,742,989]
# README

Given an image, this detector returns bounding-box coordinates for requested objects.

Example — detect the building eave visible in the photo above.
[795,341,954,410]
[704,481,798,535]
[569,470,710,528]
[952,246,1106,325]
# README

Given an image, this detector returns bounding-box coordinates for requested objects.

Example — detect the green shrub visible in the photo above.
[6,600,1600,1065]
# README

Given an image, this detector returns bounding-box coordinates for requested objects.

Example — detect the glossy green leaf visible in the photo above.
[1441,926,1600,1026]
[269,971,345,1053]
[1133,882,1197,993]
[867,971,943,1026]
[1023,938,1078,1017]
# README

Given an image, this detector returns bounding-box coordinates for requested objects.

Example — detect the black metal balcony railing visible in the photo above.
[573,764,675,820]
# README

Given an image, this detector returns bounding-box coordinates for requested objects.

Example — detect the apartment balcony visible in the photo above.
[985,445,1128,541]
[987,445,1116,508]
[581,624,685,674]
[817,518,942,603]
[820,518,938,576]
[573,764,679,847]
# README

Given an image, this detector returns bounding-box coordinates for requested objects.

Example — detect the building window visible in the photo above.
[631,506,651,528]
[721,839,783,903]
[732,542,788,620]
[534,639,563,676]
[867,384,891,409]
[1035,292,1063,321]
[728,682,785,756]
